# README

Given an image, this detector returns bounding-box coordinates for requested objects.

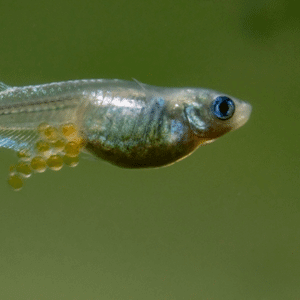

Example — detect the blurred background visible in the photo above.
[0,0,299,299]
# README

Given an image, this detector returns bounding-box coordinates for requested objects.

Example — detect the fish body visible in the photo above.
[0,79,251,189]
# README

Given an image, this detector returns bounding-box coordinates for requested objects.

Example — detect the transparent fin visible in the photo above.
[132,78,147,90]
[0,81,11,92]
[0,128,39,153]
[0,106,78,130]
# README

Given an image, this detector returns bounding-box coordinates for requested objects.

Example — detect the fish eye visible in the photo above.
[212,96,235,120]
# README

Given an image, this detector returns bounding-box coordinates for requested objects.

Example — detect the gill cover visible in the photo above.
[184,103,209,135]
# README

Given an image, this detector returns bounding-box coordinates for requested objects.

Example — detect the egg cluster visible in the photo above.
[8,123,86,191]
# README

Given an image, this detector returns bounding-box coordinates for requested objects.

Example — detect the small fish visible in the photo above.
[0,79,251,190]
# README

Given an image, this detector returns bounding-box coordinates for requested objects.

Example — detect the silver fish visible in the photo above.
[0,79,251,189]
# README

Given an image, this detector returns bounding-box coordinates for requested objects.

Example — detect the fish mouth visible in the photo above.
[231,101,252,131]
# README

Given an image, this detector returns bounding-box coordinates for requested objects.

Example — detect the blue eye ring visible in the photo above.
[212,96,235,120]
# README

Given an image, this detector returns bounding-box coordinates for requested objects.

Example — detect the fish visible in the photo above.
[0,79,252,190]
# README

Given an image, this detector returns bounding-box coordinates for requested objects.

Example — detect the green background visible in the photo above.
[0,0,299,299]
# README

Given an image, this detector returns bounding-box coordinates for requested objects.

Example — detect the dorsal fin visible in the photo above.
[0,82,11,92]
[132,78,146,91]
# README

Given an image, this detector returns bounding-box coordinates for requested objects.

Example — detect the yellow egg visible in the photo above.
[17,149,31,161]
[61,123,77,138]
[31,156,47,173]
[46,154,64,171]
[43,126,59,142]
[9,164,17,174]
[63,155,79,167]
[35,140,50,154]
[8,174,24,191]
[64,141,80,157]
[16,162,32,178]
[51,138,66,151]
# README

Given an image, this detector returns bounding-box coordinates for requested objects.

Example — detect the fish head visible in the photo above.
[184,88,252,139]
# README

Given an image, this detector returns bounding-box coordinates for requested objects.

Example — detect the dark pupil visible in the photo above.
[219,101,230,115]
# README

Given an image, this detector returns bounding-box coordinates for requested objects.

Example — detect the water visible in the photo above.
[0,0,299,299]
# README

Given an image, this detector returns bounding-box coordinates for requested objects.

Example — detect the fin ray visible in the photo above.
[0,82,12,92]
[0,128,39,153]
